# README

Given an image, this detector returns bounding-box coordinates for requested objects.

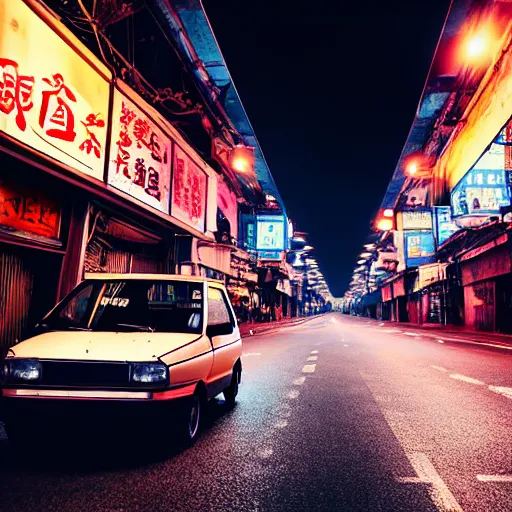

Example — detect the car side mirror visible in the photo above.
[206,322,233,338]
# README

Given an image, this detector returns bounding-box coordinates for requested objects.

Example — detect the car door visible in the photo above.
[206,285,241,387]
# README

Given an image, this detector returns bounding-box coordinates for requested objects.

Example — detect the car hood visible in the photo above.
[9,331,203,362]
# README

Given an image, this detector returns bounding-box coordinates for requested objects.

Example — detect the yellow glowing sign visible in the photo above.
[0,0,111,180]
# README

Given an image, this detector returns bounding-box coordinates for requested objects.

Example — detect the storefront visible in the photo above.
[460,236,511,332]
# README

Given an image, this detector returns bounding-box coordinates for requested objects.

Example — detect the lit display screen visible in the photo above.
[405,231,435,267]
[256,215,286,251]
[451,143,510,217]
[433,207,459,247]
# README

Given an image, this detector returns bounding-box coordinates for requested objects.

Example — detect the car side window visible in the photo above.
[207,287,232,327]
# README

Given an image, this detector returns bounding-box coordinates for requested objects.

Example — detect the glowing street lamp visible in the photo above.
[466,34,487,59]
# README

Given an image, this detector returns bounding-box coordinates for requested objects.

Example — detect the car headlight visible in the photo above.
[5,359,42,382]
[131,363,168,384]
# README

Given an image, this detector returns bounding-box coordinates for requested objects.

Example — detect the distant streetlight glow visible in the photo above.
[377,218,393,231]
[407,161,418,176]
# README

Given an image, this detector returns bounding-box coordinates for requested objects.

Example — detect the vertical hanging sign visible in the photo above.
[108,89,172,213]
[171,145,207,232]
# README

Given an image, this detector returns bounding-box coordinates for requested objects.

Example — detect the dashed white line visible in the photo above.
[287,389,300,399]
[274,419,289,429]
[302,364,316,374]
[343,344,349,347]
[408,452,463,512]
[477,474,512,482]
[307,356,318,361]
[449,373,485,385]
[437,339,445,344]
[488,385,512,399]
[404,332,421,337]
[243,352,261,357]
[310,350,319,354]
[382,329,397,333]
[431,365,448,373]
[293,377,306,386]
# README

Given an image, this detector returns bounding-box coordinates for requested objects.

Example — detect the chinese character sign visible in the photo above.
[171,145,207,232]
[0,183,61,239]
[108,90,171,213]
[0,0,110,180]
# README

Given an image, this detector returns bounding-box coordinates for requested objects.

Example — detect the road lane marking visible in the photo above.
[449,374,485,385]
[310,350,319,354]
[274,419,288,429]
[360,371,463,512]
[378,323,385,326]
[307,356,318,361]
[437,340,445,344]
[431,365,448,372]
[488,385,512,399]
[293,377,306,386]
[287,389,300,399]
[243,353,261,357]
[302,364,316,373]
[404,332,420,337]
[477,474,512,482]
[382,329,397,333]
[408,452,463,512]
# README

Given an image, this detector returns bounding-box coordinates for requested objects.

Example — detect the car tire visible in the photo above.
[223,366,241,406]
[176,392,202,447]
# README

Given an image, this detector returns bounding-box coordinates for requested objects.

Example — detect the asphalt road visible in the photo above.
[1,313,512,512]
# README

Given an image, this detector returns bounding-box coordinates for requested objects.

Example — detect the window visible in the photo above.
[207,287,232,326]
[43,280,204,334]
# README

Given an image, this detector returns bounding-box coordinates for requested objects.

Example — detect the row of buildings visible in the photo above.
[0,0,332,355]
[343,0,512,333]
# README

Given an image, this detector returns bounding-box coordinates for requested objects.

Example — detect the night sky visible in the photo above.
[202,0,451,297]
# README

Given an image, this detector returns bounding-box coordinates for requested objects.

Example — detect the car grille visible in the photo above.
[40,361,131,387]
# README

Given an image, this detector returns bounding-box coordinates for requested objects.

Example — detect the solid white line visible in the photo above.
[449,373,485,385]
[431,365,448,373]
[477,474,512,482]
[310,350,319,354]
[293,377,306,386]
[488,386,512,399]
[302,364,316,373]
[307,356,318,361]
[408,452,463,512]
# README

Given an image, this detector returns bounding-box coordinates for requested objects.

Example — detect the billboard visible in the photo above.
[108,89,172,213]
[402,211,433,230]
[433,206,458,247]
[405,231,435,267]
[256,215,286,252]
[171,145,208,233]
[451,142,510,218]
[0,0,110,180]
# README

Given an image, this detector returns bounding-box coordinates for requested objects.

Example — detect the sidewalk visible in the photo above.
[364,317,512,350]
[238,316,316,338]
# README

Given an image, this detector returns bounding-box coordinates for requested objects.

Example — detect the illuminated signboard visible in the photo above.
[405,231,435,267]
[256,215,286,253]
[108,89,172,213]
[433,206,458,247]
[451,143,510,217]
[0,0,110,180]
[171,145,208,232]
[0,182,61,241]
[402,211,432,230]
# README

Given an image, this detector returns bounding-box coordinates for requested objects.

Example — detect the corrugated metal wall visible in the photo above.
[0,249,34,356]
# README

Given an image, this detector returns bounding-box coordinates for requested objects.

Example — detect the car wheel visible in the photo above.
[177,393,202,446]
[223,367,241,406]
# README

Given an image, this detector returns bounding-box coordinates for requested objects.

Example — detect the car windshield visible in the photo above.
[42,280,204,335]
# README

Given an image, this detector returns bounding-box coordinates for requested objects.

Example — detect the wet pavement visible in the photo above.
[1,313,512,512]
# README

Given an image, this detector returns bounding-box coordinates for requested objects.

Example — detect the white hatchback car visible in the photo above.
[0,274,242,445]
